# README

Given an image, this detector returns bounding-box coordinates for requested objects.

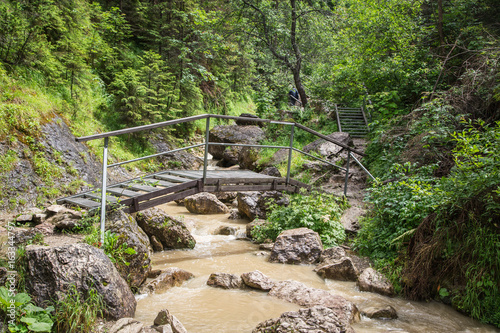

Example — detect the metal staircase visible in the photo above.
[334,105,369,138]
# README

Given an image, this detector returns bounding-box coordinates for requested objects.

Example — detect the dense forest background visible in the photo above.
[0,0,499,328]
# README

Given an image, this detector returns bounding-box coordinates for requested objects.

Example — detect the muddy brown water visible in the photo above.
[134,202,498,333]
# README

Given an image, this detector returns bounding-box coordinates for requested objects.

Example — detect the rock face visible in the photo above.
[241,270,274,291]
[269,228,323,264]
[303,132,353,158]
[207,273,244,289]
[253,306,355,333]
[237,191,289,220]
[25,243,136,320]
[184,192,229,214]
[136,208,196,250]
[268,280,359,326]
[208,125,265,167]
[140,268,194,294]
[106,210,152,289]
[357,268,395,297]
[314,258,358,282]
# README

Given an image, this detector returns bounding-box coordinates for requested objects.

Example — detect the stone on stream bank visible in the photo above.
[136,208,196,250]
[253,305,355,333]
[25,243,136,320]
[207,273,245,289]
[184,192,229,214]
[106,210,152,289]
[109,308,188,333]
[269,228,323,264]
[237,191,289,220]
[357,267,395,297]
[140,268,194,294]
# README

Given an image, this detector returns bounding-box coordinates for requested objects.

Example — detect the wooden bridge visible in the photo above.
[57,169,309,214]
[57,113,372,241]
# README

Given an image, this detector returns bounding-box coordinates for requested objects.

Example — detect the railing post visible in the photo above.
[203,116,210,185]
[344,150,350,197]
[100,137,109,245]
[286,124,295,185]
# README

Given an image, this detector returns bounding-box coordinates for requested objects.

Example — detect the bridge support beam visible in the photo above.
[100,137,109,244]
[286,124,295,185]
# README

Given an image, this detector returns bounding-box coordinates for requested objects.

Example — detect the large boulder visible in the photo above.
[314,257,358,282]
[237,191,289,220]
[106,210,152,289]
[140,268,194,294]
[357,268,395,297]
[241,270,274,291]
[269,228,323,264]
[136,208,196,250]
[317,246,371,277]
[184,192,229,214]
[302,132,353,158]
[253,306,355,333]
[208,125,265,167]
[268,280,359,326]
[25,243,136,320]
[238,146,261,171]
[207,273,244,289]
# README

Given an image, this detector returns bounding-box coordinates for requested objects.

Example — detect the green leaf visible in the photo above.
[26,322,52,332]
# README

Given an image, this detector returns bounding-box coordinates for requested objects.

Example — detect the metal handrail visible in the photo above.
[76,113,372,242]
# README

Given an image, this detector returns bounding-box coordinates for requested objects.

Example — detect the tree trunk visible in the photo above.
[290,0,307,106]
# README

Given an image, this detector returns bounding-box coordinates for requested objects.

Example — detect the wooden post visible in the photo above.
[100,137,109,245]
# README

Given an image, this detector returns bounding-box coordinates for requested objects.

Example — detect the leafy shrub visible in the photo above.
[0,287,54,332]
[251,191,349,248]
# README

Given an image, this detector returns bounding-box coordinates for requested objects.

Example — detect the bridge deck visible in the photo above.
[57,169,310,213]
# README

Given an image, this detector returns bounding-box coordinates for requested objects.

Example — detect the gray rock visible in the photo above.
[208,125,265,167]
[136,208,196,250]
[238,146,261,171]
[228,209,243,220]
[235,113,263,126]
[34,222,54,236]
[207,273,244,289]
[150,235,164,252]
[361,305,398,319]
[215,192,237,204]
[46,206,84,232]
[16,214,33,223]
[140,268,194,294]
[106,210,152,289]
[153,309,187,333]
[357,268,395,297]
[253,306,355,333]
[13,228,42,246]
[149,133,203,170]
[33,213,47,225]
[314,258,358,282]
[25,243,136,320]
[109,318,144,333]
[269,228,323,264]
[268,280,359,326]
[318,247,346,265]
[258,243,274,251]
[238,191,289,220]
[303,132,353,158]
[213,226,237,235]
[241,270,274,291]
[184,192,229,214]
[260,167,281,177]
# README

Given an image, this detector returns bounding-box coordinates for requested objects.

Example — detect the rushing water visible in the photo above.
[135,202,499,333]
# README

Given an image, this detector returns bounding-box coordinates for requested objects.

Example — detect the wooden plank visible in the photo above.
[142,178,176,187]
[126,183,158,192]
[106,187,141,197]
[204,177,281,185]
[84,193,118,203]
[63,197,100,209]
[155,174,192,183]
[204,184,288,192]
[166,171,202,179]
[124,188,200,213]
[119,180,199,207]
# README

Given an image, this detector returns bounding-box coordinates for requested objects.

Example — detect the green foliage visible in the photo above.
[84,228,137,269]
[358,119,500,326]
[52,284,104,333]
[0,287,54,332]
[251,192,349,248]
